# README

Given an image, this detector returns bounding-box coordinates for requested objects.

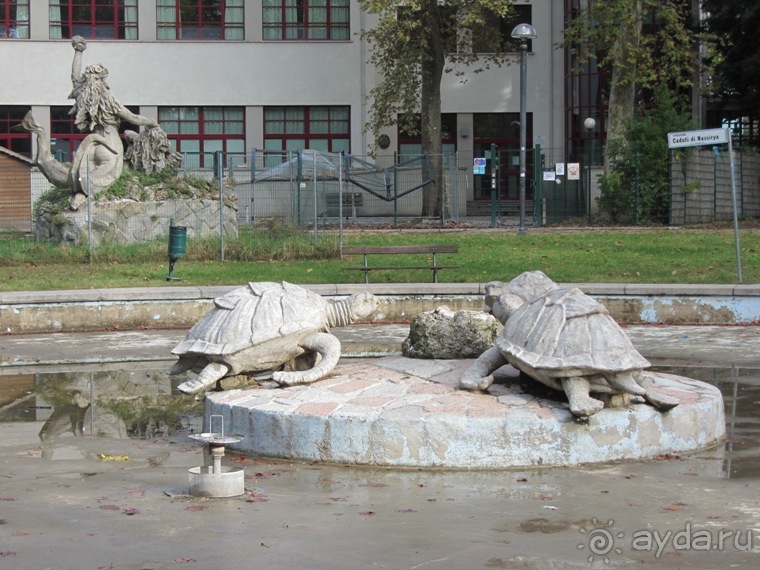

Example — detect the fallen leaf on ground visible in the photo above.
[245,492,269,503]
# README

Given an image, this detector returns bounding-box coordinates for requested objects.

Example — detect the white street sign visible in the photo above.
[667,128,729,149]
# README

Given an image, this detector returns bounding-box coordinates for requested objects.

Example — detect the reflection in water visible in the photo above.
[0,368,202,446]
[1,365,758,477]
[653,366,760,480]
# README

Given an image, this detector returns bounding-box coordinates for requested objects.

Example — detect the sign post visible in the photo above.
[667,128,742,283]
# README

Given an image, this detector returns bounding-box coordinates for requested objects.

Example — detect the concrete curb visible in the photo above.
[2,283,759,334]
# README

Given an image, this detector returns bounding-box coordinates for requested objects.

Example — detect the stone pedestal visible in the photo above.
[35,198,238,246]
[206,356,726,469]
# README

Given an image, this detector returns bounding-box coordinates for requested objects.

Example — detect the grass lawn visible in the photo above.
[0,224,757,292]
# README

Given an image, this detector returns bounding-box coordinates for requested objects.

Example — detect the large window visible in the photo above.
[0,1,29,38]
[397,114,457,158]
[0,106,31,157]
[472,4,532,53]
[49,105,140,159]
[49,1,138,39]
[159,106,245,168]
[264,106,350,153]
[157,0,244,40]
[263,0,349,41]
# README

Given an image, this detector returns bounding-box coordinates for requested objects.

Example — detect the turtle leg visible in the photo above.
[168,355,203,376]
[561,377,605,417]
[460,346,506,391]
[604,372,647,396]
[637,373,680,411]
[177,362,230,394]
[273,333,341,386]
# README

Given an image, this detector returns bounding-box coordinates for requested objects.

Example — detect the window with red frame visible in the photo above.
[264,106,350,154]
[0,1,29,39]
[49,104,141,159]
[0,106,31,157]
[159,106,245,168]
[157,0,244,40]
[263,0,349,41]
[49,0,138,40]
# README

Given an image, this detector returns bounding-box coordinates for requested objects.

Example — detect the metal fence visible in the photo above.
[229,150,467,231]
[3,146,760,242]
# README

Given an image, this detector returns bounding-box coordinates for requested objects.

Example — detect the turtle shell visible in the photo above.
[495,287,650,379]
[172,281,329,358]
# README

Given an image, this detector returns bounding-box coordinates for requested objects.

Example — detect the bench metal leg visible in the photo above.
[433,253,438,283]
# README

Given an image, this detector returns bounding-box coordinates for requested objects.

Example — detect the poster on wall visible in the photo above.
[567,163,580,180]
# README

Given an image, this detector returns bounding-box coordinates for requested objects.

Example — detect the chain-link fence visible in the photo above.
[230,150,467,232]
[3,146,760,245]
[670,147,760,225]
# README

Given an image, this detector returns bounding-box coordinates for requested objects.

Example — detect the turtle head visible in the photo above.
[485,272,559,324]
[327,292,379,327]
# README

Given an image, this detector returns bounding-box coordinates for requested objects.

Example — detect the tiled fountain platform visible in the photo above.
[206,356,725,468]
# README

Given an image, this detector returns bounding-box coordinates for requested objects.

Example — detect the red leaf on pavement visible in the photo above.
[99,505,120,511]
[174,558,197,564]
[12,531,29,536]
[122,508,140,515]
[359,511,375,516]
[0,552,17,557]
[244,492,269,503]
[185,505,206,512]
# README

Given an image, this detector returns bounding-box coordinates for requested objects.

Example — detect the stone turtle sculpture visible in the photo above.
[460,271,680,417]
[170,281,378,394]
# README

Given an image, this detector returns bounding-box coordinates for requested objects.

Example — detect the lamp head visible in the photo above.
[511,23,537,41]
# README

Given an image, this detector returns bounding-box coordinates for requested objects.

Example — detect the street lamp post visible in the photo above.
[584,117,596,224]
[511,23,537,236]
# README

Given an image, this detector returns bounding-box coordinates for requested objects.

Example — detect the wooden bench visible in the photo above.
[342,245,459,284]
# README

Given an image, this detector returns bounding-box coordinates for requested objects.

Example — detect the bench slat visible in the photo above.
[343,265,461,271]
[342,245,458,255]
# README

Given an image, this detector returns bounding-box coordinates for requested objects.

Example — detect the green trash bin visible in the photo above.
[167,224,187,281]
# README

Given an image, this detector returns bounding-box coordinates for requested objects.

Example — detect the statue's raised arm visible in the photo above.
[21,34,181,204]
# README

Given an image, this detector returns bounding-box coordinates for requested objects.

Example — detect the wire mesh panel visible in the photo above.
[240,150,463,230]
[533,147,586,226]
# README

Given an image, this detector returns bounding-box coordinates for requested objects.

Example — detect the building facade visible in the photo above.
[0,1,571,206]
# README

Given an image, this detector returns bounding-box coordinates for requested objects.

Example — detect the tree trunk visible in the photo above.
[420,0,445,218]
[604,0,642,175]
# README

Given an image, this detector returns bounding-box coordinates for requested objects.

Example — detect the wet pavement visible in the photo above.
[1,324,759,569]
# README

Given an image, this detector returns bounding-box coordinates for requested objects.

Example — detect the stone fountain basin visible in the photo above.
[204,356,725,469]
